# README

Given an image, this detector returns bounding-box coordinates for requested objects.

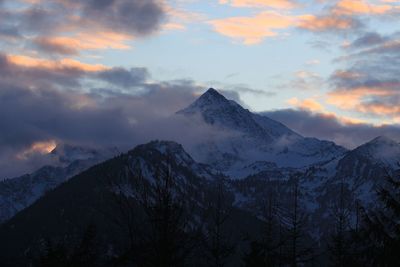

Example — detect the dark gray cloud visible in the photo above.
[0,25,20,38]
[344,31,400,60]
[0,53,219,179]
[0,52,278,179]
[349,32,387,49]
[97,67,149,88]
[20,5,68,35]
[83,0,165,35]
[56,0,166,36]
[1,49,399,178]
[0,0,167,55]
[0,9,20,39]
[0,54,201,148]
[263,109,400,149]
[22,0,166,36]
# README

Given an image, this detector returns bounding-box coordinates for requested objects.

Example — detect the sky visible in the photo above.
[1,0,400,178]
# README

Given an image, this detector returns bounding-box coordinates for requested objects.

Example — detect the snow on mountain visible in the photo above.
[251,110,300,139]
[0,140,232,265]
[349,136,400,167]
[175,89,400,240]
[2,87,400,249]
[325,136,400,206]
[334,136,400,181]
[178,88,347,176]
[178,88,274,142]
[257,135,400,238]
[129,140,218,182]
[0,144,112,223]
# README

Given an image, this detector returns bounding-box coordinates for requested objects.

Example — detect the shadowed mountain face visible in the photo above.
[0,144,111,223]
[1,89,400,266]
[0,141,259,266]
[331,136,400,207]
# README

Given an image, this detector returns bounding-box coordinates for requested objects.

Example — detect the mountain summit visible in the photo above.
[186,88,228,109]
[178,88,272,141]
[179,88,301,139]
[178,88,346,174]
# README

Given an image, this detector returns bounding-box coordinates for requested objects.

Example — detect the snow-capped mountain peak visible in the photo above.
[178,88,274,142]
[189,87,229,109]
[176,88,346,172]
[178,88,302,141]
[181,88,247,115]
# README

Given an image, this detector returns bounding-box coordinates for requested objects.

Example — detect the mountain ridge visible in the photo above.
[1,88,400,266]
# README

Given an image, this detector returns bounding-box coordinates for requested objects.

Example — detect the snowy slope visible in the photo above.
[176,89,400,240]
[328,136,400,206]
[2,88,400,247]
[178,88,347,176]
[178,88,274,142]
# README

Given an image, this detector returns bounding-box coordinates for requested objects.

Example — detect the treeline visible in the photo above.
[33,165,400,267]
[34,161,237,267]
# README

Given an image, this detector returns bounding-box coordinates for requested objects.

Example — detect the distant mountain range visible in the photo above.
[1,88,399,265]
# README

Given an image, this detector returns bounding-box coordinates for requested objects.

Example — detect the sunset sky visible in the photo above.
[1,0,400,177]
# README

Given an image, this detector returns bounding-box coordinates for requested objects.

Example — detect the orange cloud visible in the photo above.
[218,0,296,9]
[208,11,295,44]
[338,116,367,125]
[357,103,400,115]
[327,87,395,110]
[17,140,57,160]
[297,14,355,31]
[8,54,108,72]
[288,97,325,112]
[35,32,132,55]
[297,0,397,33]
[165,5,205,23]
[335,0,392,15]
[288,97,368,124]
[157,4,205,34]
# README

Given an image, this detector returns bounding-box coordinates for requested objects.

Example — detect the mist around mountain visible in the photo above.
[1,89,400,266]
